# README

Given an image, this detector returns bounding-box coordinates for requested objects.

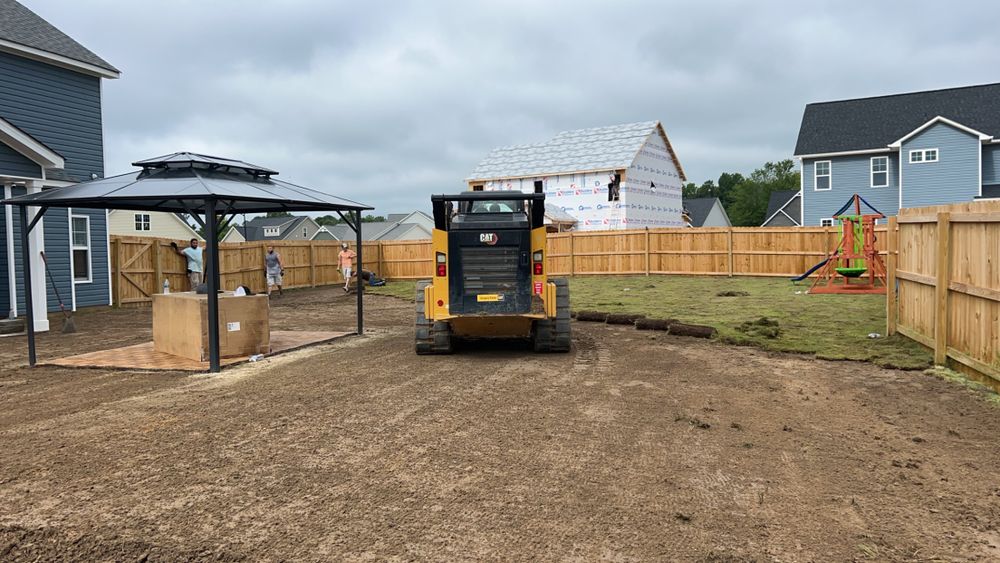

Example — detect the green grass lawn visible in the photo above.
[369,276,932,370]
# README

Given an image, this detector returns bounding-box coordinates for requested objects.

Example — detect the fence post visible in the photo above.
[310,242,317,287]
[644,227,650,276]
[377,241,384,279]
[153,239,163,294]
[886,216,897,336]
[727,227,734,277]
[570,231,576,276]
[934,212,951,365]
[113,237,122,306]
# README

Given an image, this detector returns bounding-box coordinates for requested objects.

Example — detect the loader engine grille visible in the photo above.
[460,246,520,296]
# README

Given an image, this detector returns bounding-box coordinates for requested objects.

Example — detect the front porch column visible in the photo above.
[26,180,48,332]
[3,182,16,319]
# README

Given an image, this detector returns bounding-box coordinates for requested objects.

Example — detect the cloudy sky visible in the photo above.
[29,0,1000,215]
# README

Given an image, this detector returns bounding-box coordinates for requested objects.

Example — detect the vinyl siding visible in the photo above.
[701,203,731,227]
[982,144,1000,185]
[41,207,72,312]
[900,122,980,207]
[763,211,797,227]
[801,154,900,226]
[108,210,200,240]
[0,142,41,178]
[0,50,105,181]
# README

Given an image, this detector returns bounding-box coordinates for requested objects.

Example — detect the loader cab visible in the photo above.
[431,192,546,316]
[418,191,570,354]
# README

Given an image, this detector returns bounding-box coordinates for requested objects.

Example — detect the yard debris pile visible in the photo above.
[574,311,716,339]
[737,317,781,339]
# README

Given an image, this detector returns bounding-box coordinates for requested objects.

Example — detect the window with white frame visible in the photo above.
[814,161,831,190]
[71,215,91,283]
[134,213,150,231]
[264,226,280,236]
[820,218,835,227]
[909,148,939,163]
[870,156,888,187]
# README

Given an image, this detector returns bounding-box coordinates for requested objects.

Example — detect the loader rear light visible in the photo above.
[532,251,544,275]
[435,252,447,277]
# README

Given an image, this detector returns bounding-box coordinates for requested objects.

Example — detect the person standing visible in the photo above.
[264,246,285,297]
[338,242,356,293]
[172,238,204,290]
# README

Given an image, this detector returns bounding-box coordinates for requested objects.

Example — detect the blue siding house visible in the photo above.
[0,0,119,330]
[794,83,1000,226]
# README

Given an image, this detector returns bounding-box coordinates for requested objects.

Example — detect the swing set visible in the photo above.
[793,194,887,295]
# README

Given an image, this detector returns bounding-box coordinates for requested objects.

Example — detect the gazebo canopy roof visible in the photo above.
[1,152,372,214]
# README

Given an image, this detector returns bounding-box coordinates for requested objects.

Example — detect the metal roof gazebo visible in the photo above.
[1,152,373,372]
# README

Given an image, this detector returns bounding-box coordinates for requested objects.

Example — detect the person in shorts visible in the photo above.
[172,238,204,290]
[264,246,284,297]
[338,242,356,293]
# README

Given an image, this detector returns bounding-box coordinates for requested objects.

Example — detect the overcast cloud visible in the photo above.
[27,0,1000,214]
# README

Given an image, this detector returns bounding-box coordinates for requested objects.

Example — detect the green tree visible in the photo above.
[727,160,799,226]
[196,214,236,242]
[265,211,292,218]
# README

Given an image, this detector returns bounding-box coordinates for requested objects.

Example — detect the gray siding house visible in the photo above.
[225,215,324,243]
[682,197,731,227]
[0,0,119,329]
[794,83,1000,226]
[761,190,801,227]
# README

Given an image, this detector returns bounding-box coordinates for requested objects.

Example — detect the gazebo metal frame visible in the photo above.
[2,152,373,372]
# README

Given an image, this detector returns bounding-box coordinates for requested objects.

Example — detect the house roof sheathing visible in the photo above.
[468,121,685,182]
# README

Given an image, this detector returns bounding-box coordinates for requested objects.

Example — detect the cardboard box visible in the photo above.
[152,292,270,362]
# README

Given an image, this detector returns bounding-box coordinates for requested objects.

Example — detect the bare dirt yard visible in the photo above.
[1,286,998,561]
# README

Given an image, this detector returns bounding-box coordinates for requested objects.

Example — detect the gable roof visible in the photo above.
[237,215,316,240]
[468,120,685,182]
[246,216,297,228]
[681,198,722,228]
[0,0,119,77]
[0,114,63,169]
[794,83,1000,156]
[762,190,801,226]
[544,203,577,226]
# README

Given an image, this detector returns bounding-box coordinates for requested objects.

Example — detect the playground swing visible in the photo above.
[792,194,887,295]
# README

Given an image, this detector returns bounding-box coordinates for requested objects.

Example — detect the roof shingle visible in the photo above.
[0,0,118,74]
[794,83,1000,156]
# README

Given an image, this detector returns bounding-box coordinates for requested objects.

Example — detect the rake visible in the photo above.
[39,251,77,333]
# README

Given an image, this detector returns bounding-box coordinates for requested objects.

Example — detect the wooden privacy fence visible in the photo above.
[887,200,1000,387]
[110,238,383,306]
[112,226,882,305]
[545,226,887,277]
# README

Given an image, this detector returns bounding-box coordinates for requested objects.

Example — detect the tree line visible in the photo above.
[684,159,799,226]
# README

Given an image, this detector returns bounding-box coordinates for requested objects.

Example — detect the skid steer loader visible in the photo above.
[415,192,570,354]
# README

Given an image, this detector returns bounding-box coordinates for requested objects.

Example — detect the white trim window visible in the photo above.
[264,226,280,236]
[820,218,835,227]
[70,215,92,283]
[909,148,939,163]
[870,156,889,187]
[814,160,831,190]
[134,213,150,231]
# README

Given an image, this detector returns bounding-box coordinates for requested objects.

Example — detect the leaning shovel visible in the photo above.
[39,251,77,333]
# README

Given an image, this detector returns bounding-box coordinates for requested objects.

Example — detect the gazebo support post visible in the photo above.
[355,209,364,335]
[18,205,35,367]
[205,199,221,373]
